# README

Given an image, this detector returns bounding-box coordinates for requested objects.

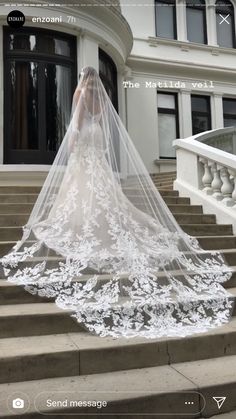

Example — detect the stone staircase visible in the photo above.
[0,172,236,418]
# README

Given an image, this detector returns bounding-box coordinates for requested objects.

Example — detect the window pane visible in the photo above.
[158,93,175,109]
[191,96,211,134]
[37,35,71,56]
[216,13,234,47]
[9,33,36,51]
[191,96,209,112]
[223,99,236,115]
[155,2,176,39]
[8,32,72,56]
[192,115,210,134]
[10,61,38,149]
[158,113,176,157]
[99,49,118,110]
[45,64,72,151]
[224,118,236,127]
[187,8,205,43]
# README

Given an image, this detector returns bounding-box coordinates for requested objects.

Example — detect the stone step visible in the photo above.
[168,204,203,214]
[181,224,233,236]
[1,263,235,305]
[155,183,176,187]
[0,302,80,338]
[196,235,236,250]
[0,203,34,214]
[0,241,17,256]
[159,189,179,197]
[153,180,175,187]
[0,355,236,418]
[124,179,175,188]
[0,212,217,228]
[164,196,191,204]
[0,286,235,339]
[151,172,176,177]
[0,227,22,241]
[153,175,175,181]
[155,185,174,190]
[0,280,53,305]
[0,186,41,194]
[154,180,175,185]
[126,196,190,205]
[222,249,236,266]
[0,194,37,204]
[173,213,216,224]
[123,188,179,197]
[1,235,235,261]
[1,316,236,385]
[0,214,28,227]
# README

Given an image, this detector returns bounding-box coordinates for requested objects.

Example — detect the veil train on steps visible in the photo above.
[0,66,234,338]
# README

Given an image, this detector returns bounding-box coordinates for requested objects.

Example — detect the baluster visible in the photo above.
[199,158,213,194]
[209,162,223,200]
[228,169,236,207]
[219,166,234,206]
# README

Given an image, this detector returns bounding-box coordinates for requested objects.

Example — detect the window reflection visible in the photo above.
[10,61,38,150]
[216,0,235,48]
[157,92,179,158]
[191,95,211,134]
[8,32,72,56]
[45,64,72,151]
[223,98,236,127]
[155,0,177,39]
[186,0,207,44]
[4,28,76,163]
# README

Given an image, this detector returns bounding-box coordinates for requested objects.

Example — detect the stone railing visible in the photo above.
[173,127,236,233]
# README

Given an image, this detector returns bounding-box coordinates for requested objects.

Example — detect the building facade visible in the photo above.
[121,0,236,172]
[0,0,132,182]
[0,0,236,179]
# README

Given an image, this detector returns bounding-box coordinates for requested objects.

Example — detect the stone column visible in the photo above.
[206,0,218,46]
[176,0,187,41]
[213,93,224,129]
[180,89,192,137]
[81,32,99,72]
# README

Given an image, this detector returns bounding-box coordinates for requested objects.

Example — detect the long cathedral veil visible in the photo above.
[0,66,234,338]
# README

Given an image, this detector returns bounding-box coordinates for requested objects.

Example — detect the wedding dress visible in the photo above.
[0,67,234,338]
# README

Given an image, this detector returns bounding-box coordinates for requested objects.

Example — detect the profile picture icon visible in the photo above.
[12,398,25,409]
[7,10,25,28]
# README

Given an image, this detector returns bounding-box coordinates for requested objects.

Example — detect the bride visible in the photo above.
[0,66,234,338]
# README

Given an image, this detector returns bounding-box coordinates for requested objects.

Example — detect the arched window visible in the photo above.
[99,49,118,111]
[3,27,77,164]
[186,0,207,44]
[216,0,235,48]
[155,0,177,39]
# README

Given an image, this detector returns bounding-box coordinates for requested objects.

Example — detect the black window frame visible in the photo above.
[3,26,77,164]
[215,0,236,48]
[191,94,212,135]
[155,0,177,40]
[186,0,207,44]
[157,91,179,159]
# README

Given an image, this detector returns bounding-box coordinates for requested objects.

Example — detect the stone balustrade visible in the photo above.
[173,127,236,232]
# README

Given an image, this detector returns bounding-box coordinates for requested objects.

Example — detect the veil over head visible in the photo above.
[0,66,234,338]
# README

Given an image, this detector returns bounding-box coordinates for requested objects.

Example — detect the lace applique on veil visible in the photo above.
[0,66,234,339]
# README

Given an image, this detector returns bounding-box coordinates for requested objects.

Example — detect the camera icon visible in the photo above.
[12,398,25,409]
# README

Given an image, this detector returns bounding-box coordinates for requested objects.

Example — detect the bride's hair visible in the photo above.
[79,66,98,82]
